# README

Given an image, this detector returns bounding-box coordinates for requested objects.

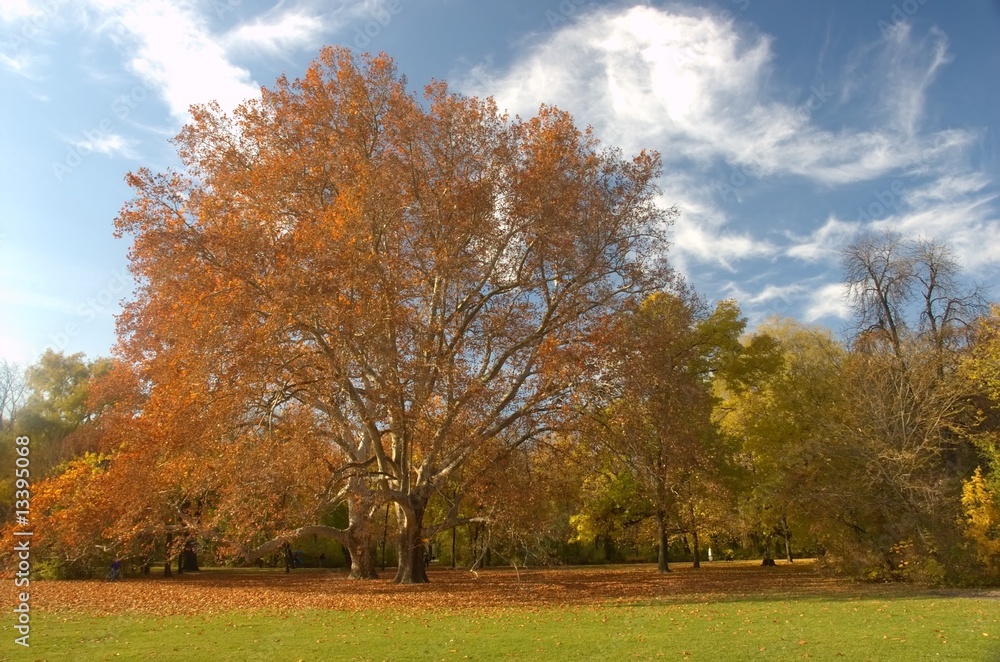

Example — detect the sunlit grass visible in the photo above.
[8,594,1000,661]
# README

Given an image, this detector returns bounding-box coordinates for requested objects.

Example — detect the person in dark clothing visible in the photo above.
[108,558,122,581]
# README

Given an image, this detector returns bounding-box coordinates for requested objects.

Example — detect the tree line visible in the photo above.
[2,47,998,585]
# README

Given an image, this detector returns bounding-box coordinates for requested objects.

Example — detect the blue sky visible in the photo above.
[2,0,999,365]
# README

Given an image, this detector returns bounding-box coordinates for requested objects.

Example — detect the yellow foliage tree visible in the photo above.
[961,467,1000,570]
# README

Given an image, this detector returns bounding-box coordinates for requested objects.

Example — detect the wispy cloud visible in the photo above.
[723,281,807,310]
[68,131,139,158]
[872,183,1000,273]
[460,5,973,186]
[70,1,363,121]
[804,283,850,322]
[856,22,952,139]
[224,10,325,56]
[0,285,78,316]
[786,217,860,263]
[671,214,775,272]
[0,51,34,76]
[459,3,997,309]
[656,182,776,272]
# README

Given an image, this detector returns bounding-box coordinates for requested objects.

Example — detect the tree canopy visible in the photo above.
[109,46,673,583]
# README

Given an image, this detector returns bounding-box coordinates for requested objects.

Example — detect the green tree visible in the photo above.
[594,289,758,572]
[716,317,845,564]
[13,350,110,477]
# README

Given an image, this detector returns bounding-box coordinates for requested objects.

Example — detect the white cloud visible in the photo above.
[786,217,859,263]
[904,173,992,207]
[671,214,774,272]
[224,10,324,56]
[0,0,53,22]
[3,2,342,117]
[804,283,851,322]
[870,23,951,138]
[460,5,969,186]
[0,51,32,74]
[83,0,260,120]
[70,131,138,157]
[746,283,806,306]
[872,186,1000,273]
[721,281,808,322]
[656,181,776,271]
[458,4,987,279]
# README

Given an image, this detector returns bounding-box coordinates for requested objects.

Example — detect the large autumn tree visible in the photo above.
[114,46,673,583]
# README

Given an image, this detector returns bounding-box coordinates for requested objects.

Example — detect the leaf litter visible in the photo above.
[4,560,997,617]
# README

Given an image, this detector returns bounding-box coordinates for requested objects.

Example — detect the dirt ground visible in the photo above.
[5,560,996,616]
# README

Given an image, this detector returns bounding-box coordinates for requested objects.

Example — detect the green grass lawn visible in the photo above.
[5,595,1000,661]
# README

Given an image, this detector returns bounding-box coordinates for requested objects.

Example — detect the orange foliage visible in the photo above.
[103,46,674,582]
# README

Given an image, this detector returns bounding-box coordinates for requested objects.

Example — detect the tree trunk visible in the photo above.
[346,492,378,579]
[163,532,172,577]
[782,516,793,563]
[656,511,671,573]
[690,504,701,569]
[181,540,200,572]
[691,529,701,569]
[761,535,776,566]
[394,499,429,584]
[380,502,391,571]
[347,539,377,580]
